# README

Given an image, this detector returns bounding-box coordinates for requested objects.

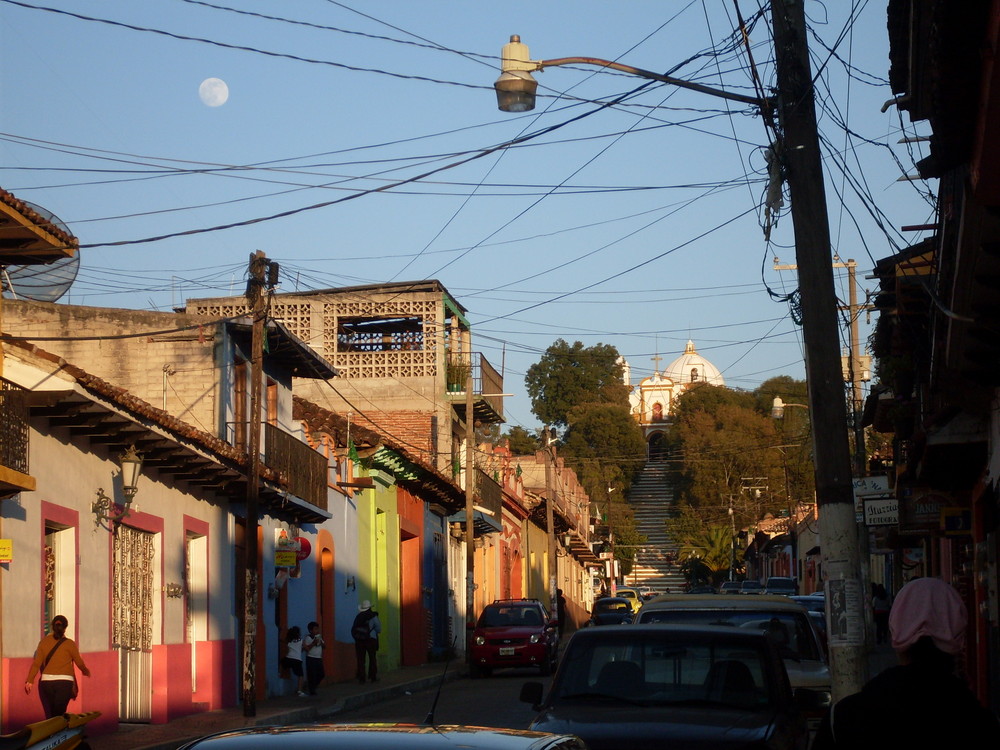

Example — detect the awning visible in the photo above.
[925,411,987,445]
[449,509,502,536]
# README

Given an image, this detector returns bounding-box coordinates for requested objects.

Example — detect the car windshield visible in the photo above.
[552,633,774,711]
[594,600,630,614]
[478,605,545,628]
[636,610,821,661]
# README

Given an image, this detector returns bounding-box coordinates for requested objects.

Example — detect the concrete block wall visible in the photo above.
[4,301,221,436]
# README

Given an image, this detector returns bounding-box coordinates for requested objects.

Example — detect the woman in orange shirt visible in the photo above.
[24,615,91,717]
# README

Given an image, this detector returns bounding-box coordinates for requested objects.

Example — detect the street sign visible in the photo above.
[864,497,898,526]
[852,475,889,497]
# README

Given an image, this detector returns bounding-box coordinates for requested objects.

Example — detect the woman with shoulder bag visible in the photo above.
[24,615,91,717]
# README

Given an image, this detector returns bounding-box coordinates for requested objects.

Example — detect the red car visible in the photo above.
[468,599,560,677]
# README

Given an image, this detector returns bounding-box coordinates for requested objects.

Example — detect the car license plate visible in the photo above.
[499,647,515,656]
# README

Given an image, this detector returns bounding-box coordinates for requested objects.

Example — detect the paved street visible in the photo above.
[85,642,899,749]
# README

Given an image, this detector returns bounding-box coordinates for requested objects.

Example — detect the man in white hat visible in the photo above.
[351,600,381,684]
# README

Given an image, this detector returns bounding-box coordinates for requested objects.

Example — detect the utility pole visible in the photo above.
[771,0,866,698]
[843,259,871,477]
[464,369,476,636]
[774,256,870,476]
[544,427,558,616]
[242,250,272,716]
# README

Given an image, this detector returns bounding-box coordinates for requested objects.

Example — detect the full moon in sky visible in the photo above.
[198,78,229,107]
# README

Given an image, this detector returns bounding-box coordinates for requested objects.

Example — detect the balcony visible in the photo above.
[263,423,328,512]
[0,378,35,496]
[445,352,504,424]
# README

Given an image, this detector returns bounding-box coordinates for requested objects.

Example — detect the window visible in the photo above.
[690,368,700,382]
[266,379,278,427]
[337,316,424,352]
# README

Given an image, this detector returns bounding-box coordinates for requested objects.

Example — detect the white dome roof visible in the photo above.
[664,340,724,387]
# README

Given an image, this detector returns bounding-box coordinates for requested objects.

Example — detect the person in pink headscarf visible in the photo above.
[813,577,999,749]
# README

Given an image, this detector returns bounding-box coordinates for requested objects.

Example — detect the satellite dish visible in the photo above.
[2,201,79,302]
[2,252,79,302]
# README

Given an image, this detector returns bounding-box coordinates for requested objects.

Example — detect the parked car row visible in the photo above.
[179,592,830,750]
[717,576,800,595]
[521,622,825,749]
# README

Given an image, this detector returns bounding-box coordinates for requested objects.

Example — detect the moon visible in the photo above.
[198,78,229,107]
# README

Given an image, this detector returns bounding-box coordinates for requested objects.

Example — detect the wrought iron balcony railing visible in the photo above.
[0,378,29,476]
[445,352,504,423]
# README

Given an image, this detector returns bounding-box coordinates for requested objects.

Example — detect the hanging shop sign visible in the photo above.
[864,497,898,526]
[274,528,300,568]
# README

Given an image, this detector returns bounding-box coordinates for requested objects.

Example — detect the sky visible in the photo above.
[0,0,936,432]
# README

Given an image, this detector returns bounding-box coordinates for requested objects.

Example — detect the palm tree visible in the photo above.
[678,524,737,585]
[679,554,714,589]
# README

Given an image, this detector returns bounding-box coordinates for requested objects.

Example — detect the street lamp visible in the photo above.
[493,7,866,700]
[494,35,768,112]
[92,445,142,529]
[771,396,809,420]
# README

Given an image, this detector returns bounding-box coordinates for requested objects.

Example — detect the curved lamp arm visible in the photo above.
[495,35,770,112]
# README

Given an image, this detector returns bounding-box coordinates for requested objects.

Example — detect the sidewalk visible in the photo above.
[89,661,461,750]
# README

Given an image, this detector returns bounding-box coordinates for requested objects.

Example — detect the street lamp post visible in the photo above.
[493,0,866,699]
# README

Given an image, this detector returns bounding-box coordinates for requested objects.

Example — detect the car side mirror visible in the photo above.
[793,687,832,712]
[520,681,544,708]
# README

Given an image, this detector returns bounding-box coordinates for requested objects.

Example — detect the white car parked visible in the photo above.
[633,594,831,729]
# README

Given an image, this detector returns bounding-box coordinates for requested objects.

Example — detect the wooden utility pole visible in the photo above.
[242,250,269,716]
[771,0,866,698]
[774,256,870,476]
[465,370,476,634]
[544,428,557,615]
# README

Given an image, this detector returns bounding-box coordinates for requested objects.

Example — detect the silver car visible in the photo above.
[178,724,589,750]
[633,594,831,728]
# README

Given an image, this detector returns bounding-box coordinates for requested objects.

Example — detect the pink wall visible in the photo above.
[3,640,237,736]
[4,650,118,735]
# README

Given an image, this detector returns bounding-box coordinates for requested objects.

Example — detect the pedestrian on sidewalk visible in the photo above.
[352,601,381,684]
[282,626,306,696]
[303,621,325,696]
[24,614,91,718]
[813,577,1000,749]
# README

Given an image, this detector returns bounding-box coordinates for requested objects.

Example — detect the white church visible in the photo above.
[622,340,725,460]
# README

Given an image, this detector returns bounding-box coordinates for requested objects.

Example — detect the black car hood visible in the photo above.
[531,703,776,750]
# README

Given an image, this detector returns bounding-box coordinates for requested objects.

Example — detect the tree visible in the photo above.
[559,402,647,579]
[754,375,809,416]
[561,402,646,498]
[667,503,742,586]
[501,425,541,454]
[666,381,818,531]
[525,340,630,428]
[679,554,713,589]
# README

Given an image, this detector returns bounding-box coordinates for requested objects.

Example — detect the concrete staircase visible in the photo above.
[625,462,687,593]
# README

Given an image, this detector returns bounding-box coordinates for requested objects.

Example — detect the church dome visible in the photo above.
[663,340,724,387]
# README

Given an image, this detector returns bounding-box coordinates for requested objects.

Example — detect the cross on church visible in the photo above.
[651,354,662,373]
